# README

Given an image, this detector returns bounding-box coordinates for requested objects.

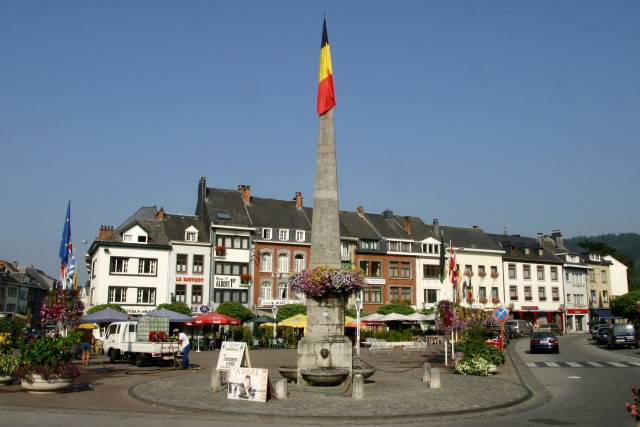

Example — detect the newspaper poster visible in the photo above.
[216,341,250,371]
[227,367,269,403]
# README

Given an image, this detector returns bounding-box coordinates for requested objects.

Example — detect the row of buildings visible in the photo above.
[0,260,56,324]
[84,177,629,333]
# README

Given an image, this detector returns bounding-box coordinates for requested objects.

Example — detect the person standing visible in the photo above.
[80,329,93,367]
[174,328,191,369]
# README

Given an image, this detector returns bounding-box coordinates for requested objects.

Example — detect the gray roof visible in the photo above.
[116,207,157,233]
[107,219,170,245]
[247,198,311,230]
[163,214,209,243]
[488,234,563,264]
[338,211,380,240]
[441,226,502,251]
[364,211,411,240]
[204,188,252,227]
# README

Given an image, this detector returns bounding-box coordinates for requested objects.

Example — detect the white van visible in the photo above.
[505,319,533,337]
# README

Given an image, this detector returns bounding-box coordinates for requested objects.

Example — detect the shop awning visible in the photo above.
[590,309,616,319]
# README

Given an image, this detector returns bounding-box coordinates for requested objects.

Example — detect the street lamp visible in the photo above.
[271,305,278,340]
[355,291,363,355]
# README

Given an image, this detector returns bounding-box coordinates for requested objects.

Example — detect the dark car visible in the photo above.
[504,324,518,340]
[591,324,609,340]
[596,326,610,344]
[607,324,639,349]
[530,331,559,354]
[548,323,563,336]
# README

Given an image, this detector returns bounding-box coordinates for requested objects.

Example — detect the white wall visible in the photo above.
[605,255,629,297]
[169,242,212,313]
[502,261,564,313]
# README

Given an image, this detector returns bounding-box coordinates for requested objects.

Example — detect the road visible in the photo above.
[1,334,638,427]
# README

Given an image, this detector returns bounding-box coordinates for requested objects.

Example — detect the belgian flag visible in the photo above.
[317,18,336,116]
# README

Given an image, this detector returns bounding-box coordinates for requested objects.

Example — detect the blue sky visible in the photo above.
[1,1,639,282]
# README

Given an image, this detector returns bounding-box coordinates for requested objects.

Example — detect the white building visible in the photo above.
[604,255,629,297]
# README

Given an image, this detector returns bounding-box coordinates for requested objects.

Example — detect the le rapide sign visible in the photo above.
[216,341,251,371]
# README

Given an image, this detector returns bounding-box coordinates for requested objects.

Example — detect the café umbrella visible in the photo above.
[145,308,193,323]
[186,312,241,326]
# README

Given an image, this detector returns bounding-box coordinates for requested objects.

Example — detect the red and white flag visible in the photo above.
[448,241,459,291]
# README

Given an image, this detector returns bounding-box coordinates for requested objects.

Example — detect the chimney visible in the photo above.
[403,216,412,235]
[551,229,563,249]
[433,218,440,238]
[293,192,303,209]
[155,207,165,220]
[472,225,480,229]
[197,177,207,219]
[238,185,251,205]
[0,261,5,272]
[537,232,543,245]
[11,261,19,269]
[356,206,365,217]
[99,225,114,240]
[382,209,393,218]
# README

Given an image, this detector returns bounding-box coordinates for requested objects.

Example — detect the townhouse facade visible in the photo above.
[604,255,629,297]
[0,260,52,324]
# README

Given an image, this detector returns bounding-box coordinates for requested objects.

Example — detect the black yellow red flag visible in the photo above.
[317,18,336,116]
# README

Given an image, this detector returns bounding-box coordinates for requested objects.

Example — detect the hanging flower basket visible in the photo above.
[490,271,500,280]
[288,266,364,299]
[464,270,474,278]
[479,297,488,304]
[215,245,226,256]
[491,297,501,304]
[240,273,252,285]
[478,271,487,279]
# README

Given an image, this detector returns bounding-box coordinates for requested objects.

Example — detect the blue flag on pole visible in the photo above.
[59,201,72,287]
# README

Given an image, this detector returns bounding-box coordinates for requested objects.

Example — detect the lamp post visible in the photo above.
[271,305,278,340]
[355,291,362,355]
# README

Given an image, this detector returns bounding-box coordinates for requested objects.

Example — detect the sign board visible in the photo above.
[227,367,268,402]
[199,305,210,313]
[492,306,510,324]
[216,341,251,371]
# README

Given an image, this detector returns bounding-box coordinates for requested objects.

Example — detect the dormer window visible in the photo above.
[184,226,199,242]
[138,235,147,243]
[262,228,272,240]
[524,248,530,255]
[538,249,543,256]
[279,229,289,241]
[295,230,305,242]
[124,235,132,243]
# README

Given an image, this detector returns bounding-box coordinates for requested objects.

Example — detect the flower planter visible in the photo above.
[488,364,498,374]
[20,375,72,394]
[0,374,14,386]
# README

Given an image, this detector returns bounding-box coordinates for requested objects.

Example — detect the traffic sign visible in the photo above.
[492,306,509,324]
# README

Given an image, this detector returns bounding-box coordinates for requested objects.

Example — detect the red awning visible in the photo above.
[186,312,241,326]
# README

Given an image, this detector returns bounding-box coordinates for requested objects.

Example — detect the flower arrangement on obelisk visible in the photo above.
[289,267,364,299]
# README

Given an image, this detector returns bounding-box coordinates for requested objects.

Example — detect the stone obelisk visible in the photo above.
[297,20,352,384]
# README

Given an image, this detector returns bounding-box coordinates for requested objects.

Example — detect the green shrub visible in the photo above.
[376,303,416,315]
[156,302,192,316]
[86,303,126,314]
[345,308,357,318]
[229,326,253,345]
[360,329,414,342]
[276,304,307,322]
[216,301,255,322]
[457,339,506,365]
[455,356,490,376]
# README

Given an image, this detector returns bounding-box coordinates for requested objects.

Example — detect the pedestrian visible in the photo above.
[81,329,93,367]
[174,328,191,369]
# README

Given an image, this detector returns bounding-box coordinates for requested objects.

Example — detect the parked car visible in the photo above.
[504,324,518,340]
[485,330,505,350]
[607,324,639,349]
[505,320,533,337]
[530,331,559,354]
[591,324,609,340]
[548,323,563,336]
[596,326,610,344]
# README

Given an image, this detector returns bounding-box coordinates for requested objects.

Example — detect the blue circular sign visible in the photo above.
[493,306,509,323]
[199,305,210,313]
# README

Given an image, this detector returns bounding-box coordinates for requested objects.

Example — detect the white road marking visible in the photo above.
[567,376,581,379]
[545,362,560,367]
[628,361,640,367]
[526,362,537,367]
[605,361,627,367]
[586,362,604,367]
[566,362,583,368]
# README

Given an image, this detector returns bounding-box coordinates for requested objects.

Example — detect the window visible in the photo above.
[262,228,272,240]
[491,265,498,274]
[601,270,607,284]
[110,257,129,273]
[7,287,17,297]
[423,265,439,279]
[402,287,411,303]
[192,285,203,305]
[538,287,546,300]
[137,288,156,304]
[479,287,487,299]
[278,282,288,299]
[401,262,411,278]
[551,266,558,281]
[478,265,485,275]
[590,290,596,303]
[260,252,272,272]
[574,294,584,306]
[138,258,157,275]
[18,289,28,300]
[464,265,472,274]
[123,234,132,242]
[390,287,398,303]
[508,264,516,279]
[566,293,572,303]
[279,229,289,241]
[363,287,370,303]
[192,255,204,274]
[260,282,272,301]
[509,286,518,300]
[402,242,411,252]
[361,240,379,250]
[388,241,399,251]
[289,254,303,273]
[589,270,596,283]
[176,254,188,273]
[359,261,382,277]
[422,244,440,254]
[537,266,545,281]
[552,287,559,300]
[425,289,438,303]
[295,230,305,242]
[216,235,249,249]
[91,259,97,278]
[5,304,15,313]
[108,287,127,303]
[341,241,349,260]
[185,231,198,242]
[524,286,532,300]
[524,248,530,255]
[390,287,411,303]
[175,285,186,303]
[523,265,531,280]
[371,287,382,303]
[214,289,248,304]
[278,253,289,273]
[389,262,399,278]
[602,290,608,302]
[137,235,147,243]
[214,262,248,276]
[0,288,4,298]
[491,287,499,299]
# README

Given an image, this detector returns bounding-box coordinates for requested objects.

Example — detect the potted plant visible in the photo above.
[215,245,226,256]
[490,271,499,280]
[478,271,487,280]
[288,267,364,308]
[240,273,252,285]
[0,333,19,385]
[625,386,640,426]
[491,297,501,305]
[464,270,474,278]
[479,297,488,304]
[16,332,81,392]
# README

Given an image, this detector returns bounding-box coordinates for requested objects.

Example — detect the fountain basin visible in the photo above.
[277,367,298,382]
[300,368,349,386]
[352,368,375,380]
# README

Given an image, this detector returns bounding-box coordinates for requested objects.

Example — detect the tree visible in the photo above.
[611,290,640,321]
[156,302,192,316]
[376,303,415,315]
[40,289,84,330]
[276,304,307,322]
[86,304,125,315]
[345,308,357,318]
[216,302,254,322]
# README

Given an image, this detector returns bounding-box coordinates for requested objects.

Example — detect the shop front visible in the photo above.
[512,305,564,331]
[565,308,589,333]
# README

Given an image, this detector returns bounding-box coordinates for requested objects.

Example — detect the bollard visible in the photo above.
[429,367,441,389]
[422,362,431,384]
[352,374,365,400]
[274,378,288,399]
[211,369,223,392]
